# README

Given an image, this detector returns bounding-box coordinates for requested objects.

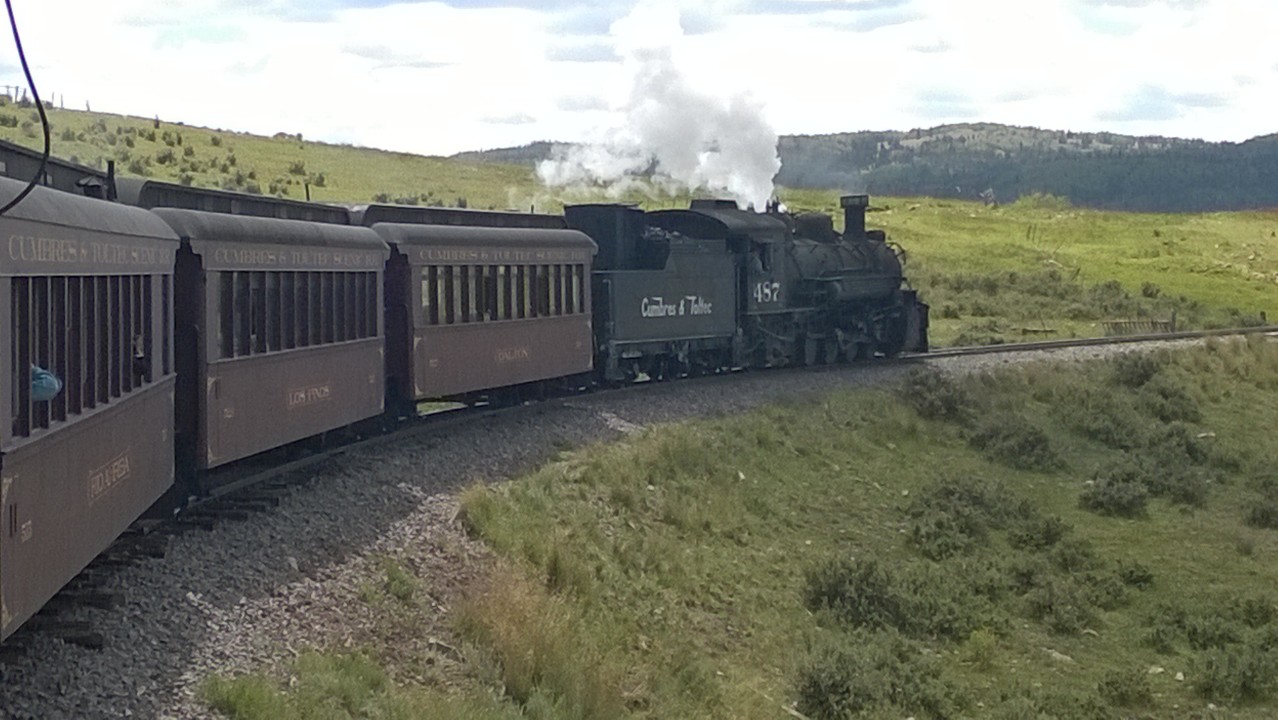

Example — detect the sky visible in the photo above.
[1,0,1275,160]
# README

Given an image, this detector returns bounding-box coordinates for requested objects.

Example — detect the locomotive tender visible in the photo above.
[0,159,926,642]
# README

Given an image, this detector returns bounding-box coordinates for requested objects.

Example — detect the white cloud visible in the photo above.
[0,0,1271,159]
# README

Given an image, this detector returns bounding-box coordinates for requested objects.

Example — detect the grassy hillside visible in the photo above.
[0,101,538,210]
[204,338,1278,719]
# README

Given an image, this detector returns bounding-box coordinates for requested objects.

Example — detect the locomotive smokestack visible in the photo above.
[841,194,868,239]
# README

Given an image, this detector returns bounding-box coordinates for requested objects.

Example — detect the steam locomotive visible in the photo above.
[571,195,927,383]
[0,140,926,643]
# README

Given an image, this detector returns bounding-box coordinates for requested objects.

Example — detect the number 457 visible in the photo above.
[753,282,780,303]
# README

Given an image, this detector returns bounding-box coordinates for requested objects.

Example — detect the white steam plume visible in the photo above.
[537,3,780,210]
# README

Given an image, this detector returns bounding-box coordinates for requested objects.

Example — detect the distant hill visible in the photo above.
[451,123,1278,213]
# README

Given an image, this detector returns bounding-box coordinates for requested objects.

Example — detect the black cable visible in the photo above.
[0,0,49,216]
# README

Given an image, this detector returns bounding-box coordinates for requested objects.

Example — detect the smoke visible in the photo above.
[537,3,780,210]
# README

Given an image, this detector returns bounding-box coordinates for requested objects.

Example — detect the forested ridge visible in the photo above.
[454,123,1278,212]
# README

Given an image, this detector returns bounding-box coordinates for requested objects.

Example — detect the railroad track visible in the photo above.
[6,322,1277,655]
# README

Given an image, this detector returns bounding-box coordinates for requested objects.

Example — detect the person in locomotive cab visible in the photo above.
[31,364,63,402]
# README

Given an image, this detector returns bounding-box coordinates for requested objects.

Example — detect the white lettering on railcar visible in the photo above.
[641,295,713,318]
[287,383,333,409]
[496,347,531,363]
[87,452,132,505]
[8,235,172,266]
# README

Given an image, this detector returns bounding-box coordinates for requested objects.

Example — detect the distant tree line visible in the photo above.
[459,124,1278,212]
[778,125,1278,212]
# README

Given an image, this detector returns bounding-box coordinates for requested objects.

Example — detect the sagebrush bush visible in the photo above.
[803,557,901,630]
[905,476,1029,559]
[1023,578,1096,635]
[1111,351,1167,388]
[1062,390,1149,450]
[1115,561,1155,589]
[1246,497,1278,530]
[968,414,1061,471]
[804,556,997,641]
[1096,666,1153,707]
[898,369,975,422]
[795,630,957,720]
[1137,372,1202,423]
[1079,475,1148,518]
[1007,513,1070,551]
[1046,537,1100,573]
[1185,615,1242,650]
[1193,643,1278,702]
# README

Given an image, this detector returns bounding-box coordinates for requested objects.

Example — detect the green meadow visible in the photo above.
[205,338,1278,719]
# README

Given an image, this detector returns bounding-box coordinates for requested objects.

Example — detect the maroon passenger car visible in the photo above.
[370,223,596,405]
[153,209,389,475]
[1,179,177,641]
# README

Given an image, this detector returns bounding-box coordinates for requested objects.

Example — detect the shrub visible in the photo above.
[1144,422,1211,465]
[1046,537,1100,573]
[1193,643,1278,702]
[0,113,17,128]
[1007,513,1070,551]
[795,630,956,720]
[1115,561,1154,589]
[155,147,176,165]
[288,160,307,175]
[1097,667,1153,707]
[1185,615,1242,650]
[962,628,998,671]
[210,134,223,146]
[897,369,974,423]
[1223,593,1277,629]
[126,157,150,176]
[1111,351,1167,388]
[1144,624,1178,654]
[805,556,995,641]
[905,476,1029,560]
[1024,578,1096,635]
[1246,497,1278,529]
[1011,192,1072,211]
[968,415,1061,471]
[1137,372,1201,423]
[1079,474,1148,519]
[1145,464,1211,508]
[803,557,901,630]
[1081,571,1129,610]
[1064,391,1150,450]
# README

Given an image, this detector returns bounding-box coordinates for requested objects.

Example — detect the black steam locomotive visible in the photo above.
[569,194,928,382]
